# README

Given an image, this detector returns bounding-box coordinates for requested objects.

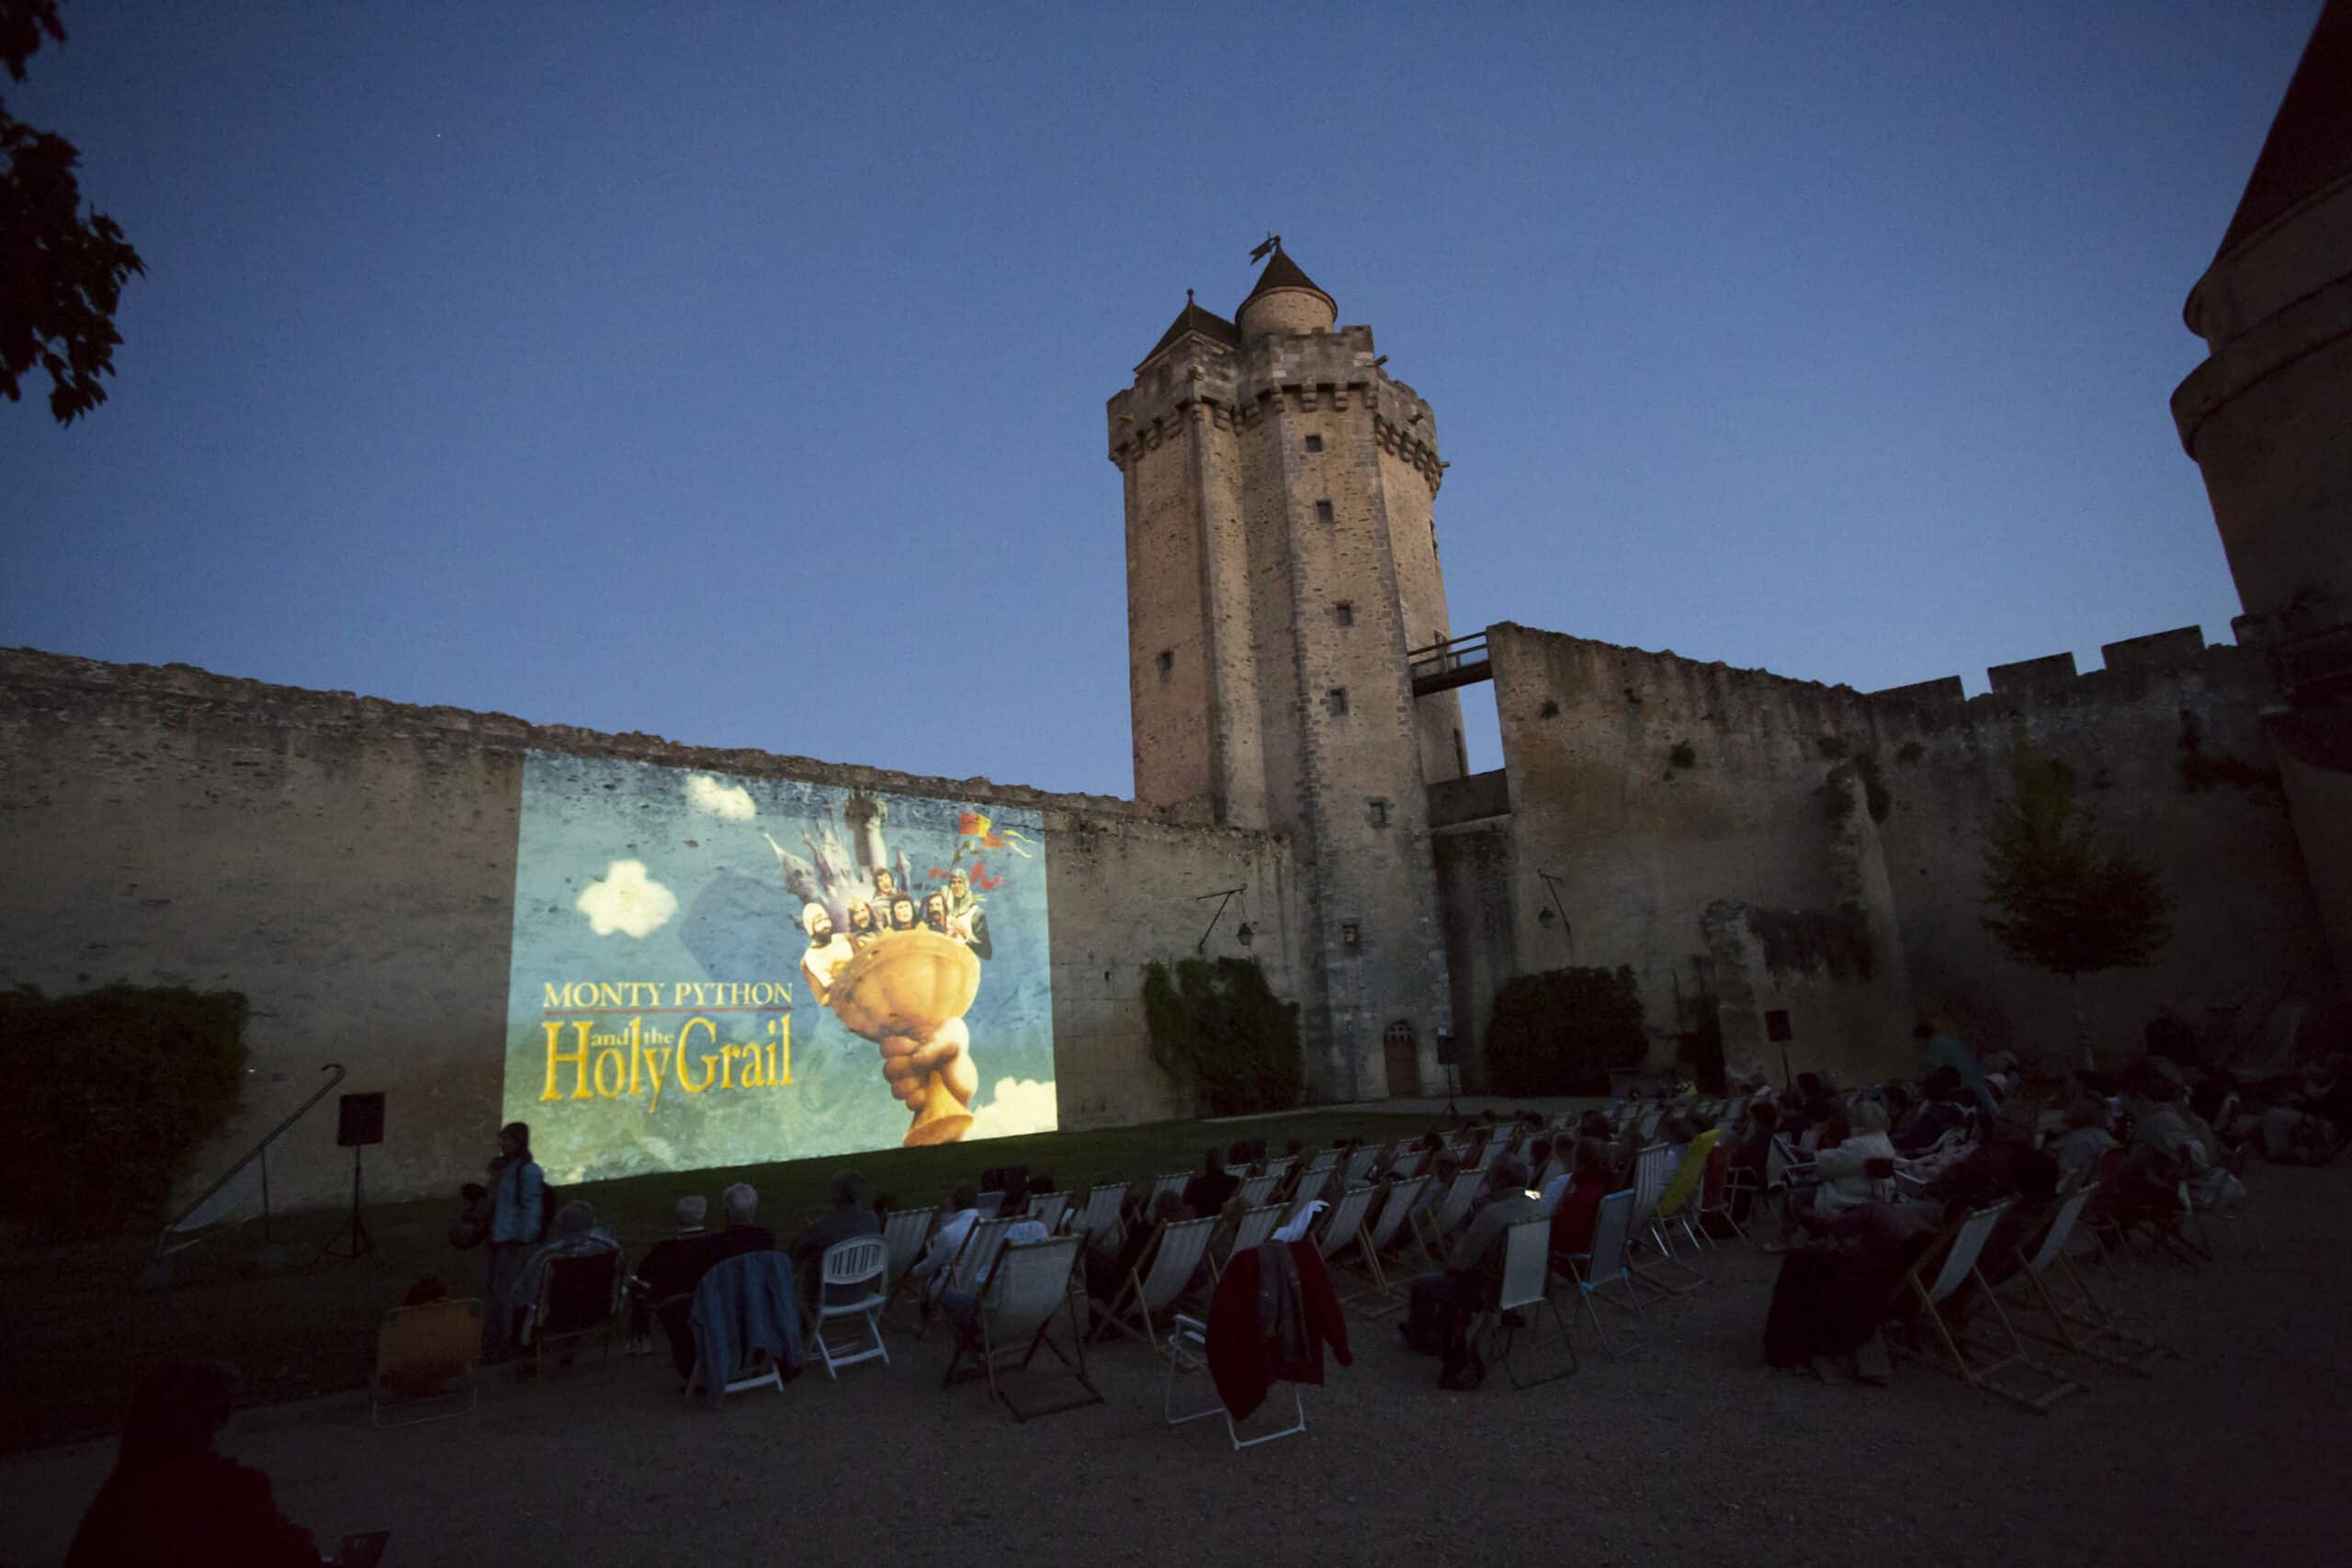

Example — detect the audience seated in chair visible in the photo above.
[650,1182,776,1377]
[1088,1190,1188,1306]
[790,1170,883,1306]
[628,1195,709,1357]
[1893,1067,1969,1153]
[908,1184,981,1303]
[514,1201,624,1352]
[1548,1139,1610,1260]
[937,1218,1051,1346]
[1399,1156,1541,1388]
[1182,1145,1240,1218]
[1770,1102,1894,1250]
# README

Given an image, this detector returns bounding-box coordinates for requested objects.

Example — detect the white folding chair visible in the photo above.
[807,1235,890,1379]
[1476,1216,1577,1389]
[1535,1172,1572,1217]
[683,1254,797,1405]
[1559,1188,1660,1355]
[1166,1312,1305,1449]
[1097,1214,1218,1353]
[944,1235,1102,1421]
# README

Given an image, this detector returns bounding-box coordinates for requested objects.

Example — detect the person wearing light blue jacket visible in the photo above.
[482,1121,544,1362]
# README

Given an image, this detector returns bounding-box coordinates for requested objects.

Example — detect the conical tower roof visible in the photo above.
[2211,0,2352,262]
[1238,246,1333,312]
[1140,289,1238,367]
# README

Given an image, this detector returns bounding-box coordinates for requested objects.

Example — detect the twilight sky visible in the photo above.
[1,2,2322,798]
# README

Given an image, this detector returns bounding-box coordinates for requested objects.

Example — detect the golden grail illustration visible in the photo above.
[825,928,980,1146]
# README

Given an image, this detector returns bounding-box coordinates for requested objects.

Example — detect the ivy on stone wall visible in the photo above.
[1482,964,1646,1096]
[0,985,249,1240]
[1141,957,1303,1117]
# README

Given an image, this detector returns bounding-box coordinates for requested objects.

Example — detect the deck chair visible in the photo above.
[1342,1145,1381,1183]
[1468,1140,1498,1174]
[1691,1142,1744,1242]
[1069,1181,1127,1247]
[1211,1201,1288,1286]
[1238,1173,1280,1208]
[948,1215,1019,1298]
[1283,1165,1331,1224]
[1474,1216,1577,1388]
[1411,1168,1485,1267]
[878,1204,938,1325]
[1023,1190,1070,1235]
[1386,1145,1425,1181]
[974,1191,1009,1219]
[371,1297,481,1427]
[1636,1107,1664,1141]
[1263,1156,1298,1183]
[526,1250,623,1375]
[1628,1145,1704,1294]
[1558,1189,1656,1354]
[1150,1171,1192,1205]
[807,1235,890,1379]
[1306,1148,1339,1174]
[1310,1183,1380,1274]
[1095,1214,1218,1352]
[944,1235,1102,1421]
[1342,1175,1430,1311]
[1654,1129,1723,1253]
[2005,1181,2168,1372]
[1888,1199,2084,1414]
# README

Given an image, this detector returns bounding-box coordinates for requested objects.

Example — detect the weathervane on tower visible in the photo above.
[1248,233,1282,264]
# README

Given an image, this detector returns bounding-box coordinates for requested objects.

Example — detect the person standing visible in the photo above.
[482,1121,544,1363]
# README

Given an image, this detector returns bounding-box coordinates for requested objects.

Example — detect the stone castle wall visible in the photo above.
[0,649,1292,1211]
[1465,620,2339,1084]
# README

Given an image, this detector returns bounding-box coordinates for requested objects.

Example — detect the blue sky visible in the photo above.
[1,2,2320,796]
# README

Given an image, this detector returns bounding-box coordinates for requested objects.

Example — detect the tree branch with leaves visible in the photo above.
[2,0,143,424]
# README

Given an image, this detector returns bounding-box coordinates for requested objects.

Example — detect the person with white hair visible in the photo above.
[627,1194,711,1356]
[649,1183,776,1379]
[799,902,856,1005]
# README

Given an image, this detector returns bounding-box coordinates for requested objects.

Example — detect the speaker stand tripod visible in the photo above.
[316,1144,378,1264]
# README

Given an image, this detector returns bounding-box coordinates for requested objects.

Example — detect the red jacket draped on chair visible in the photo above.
[1204,1238,1351,1419]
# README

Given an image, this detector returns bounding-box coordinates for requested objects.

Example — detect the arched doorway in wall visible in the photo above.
[1383,1021,1421,1098]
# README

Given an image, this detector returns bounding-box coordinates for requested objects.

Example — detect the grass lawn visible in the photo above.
[0,1109,1465,1456]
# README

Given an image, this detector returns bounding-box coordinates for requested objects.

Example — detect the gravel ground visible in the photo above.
[6,1164,2346,1568]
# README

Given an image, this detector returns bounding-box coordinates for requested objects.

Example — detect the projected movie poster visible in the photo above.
[504,751,1056,1184]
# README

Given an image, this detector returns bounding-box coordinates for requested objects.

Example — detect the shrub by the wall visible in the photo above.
[0,986,249,1240]
[1482,965,1646,1096]
[1142,957,1304,1116]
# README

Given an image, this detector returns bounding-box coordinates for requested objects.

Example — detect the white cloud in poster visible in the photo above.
[576,859,678,939]
[684,773,756,821]
[967,1077,1057,1140]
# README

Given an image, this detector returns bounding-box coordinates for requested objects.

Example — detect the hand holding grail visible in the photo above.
[878,1017,976,1110]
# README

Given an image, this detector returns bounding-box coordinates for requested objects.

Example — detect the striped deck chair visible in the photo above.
[1386,1144,1426,1181]
[1888,1199,2084,1414]
[946,1215,1019,1298]
[1411,1168,1485,1268]
[1306,1148,1340,1175]
[1069,1181,1127,1248]
[1095,1214,1218,1353]
[879,1204,938,1325]
[1024,1190,1071,1236]
[1342,1145,1382,1184]
[1309,1183,1380,1275]
[2004,1180,2168,1372]
[1150,1171,1192,1206]
[1468,1139,1499,1174]
[1209,1201,1288,1286]
[1263,1156,1298,1182]
[944,1235,1101,1421]
[1283,1165,1332,1225]
[1238,1173,1280,1209]
[1342,1175,1430,1312]
[1629,1143,1704,1293]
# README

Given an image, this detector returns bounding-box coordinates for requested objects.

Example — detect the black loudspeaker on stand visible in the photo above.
[317,1092,385,1264]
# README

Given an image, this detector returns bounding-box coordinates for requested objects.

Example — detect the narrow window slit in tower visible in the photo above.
[1157,649,1172,680]
[1328,687,1349,716]
[1335,601,1354,626]
[1315,500,1335,525]
[1305,434,1323,453]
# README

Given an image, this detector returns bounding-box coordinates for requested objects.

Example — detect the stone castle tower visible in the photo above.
[1107,243,1462,1100]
